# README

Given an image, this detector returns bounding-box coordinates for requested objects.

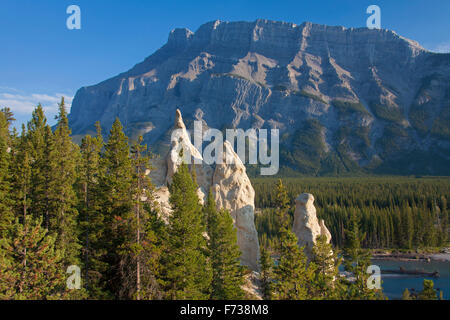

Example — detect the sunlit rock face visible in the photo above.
[211,140,260,271]
[293,193,332,260]
[69,19,450,175]
[149,109,260,270]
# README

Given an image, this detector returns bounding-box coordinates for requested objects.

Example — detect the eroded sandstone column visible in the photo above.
[293,193,332,260]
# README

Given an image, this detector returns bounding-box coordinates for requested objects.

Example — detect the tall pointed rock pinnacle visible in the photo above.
[149,109,260,270]
[174,108,185,129]
[293,193,332,260]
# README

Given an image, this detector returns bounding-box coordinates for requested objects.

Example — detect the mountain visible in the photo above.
[68,19,450,176]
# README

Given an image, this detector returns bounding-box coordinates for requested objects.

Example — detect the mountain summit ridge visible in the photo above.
[69,19,450,175]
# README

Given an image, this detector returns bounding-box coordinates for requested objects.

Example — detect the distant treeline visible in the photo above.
[252,177,449,250]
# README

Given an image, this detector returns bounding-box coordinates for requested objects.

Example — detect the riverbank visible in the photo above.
[371,248,450,262]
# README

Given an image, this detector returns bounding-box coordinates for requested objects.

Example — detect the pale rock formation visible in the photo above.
[212,140,260,270]
[242,271,263,300]
[165,109,204,185]
[293,193,332,259]
[149,109,260,270]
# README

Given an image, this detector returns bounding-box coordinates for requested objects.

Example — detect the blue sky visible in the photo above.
[0,0,449,129]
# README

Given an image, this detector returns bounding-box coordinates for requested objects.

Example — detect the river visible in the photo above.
[373,259,450,300]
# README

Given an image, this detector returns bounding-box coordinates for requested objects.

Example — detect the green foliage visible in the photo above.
[0,109,13,237]
[408,74,443,135]
[164,163,212,299]
[26,104,51,223]
[418,279,439,300]
[402,288,413,300]
[2,102,447,301]
[127,136,162,300]
[0,105,254,301]
[409,103,430,134]
[342,212,384,300]
[77,122,106,297]
[253,177,449,249]
[205,191,245,299]
[0,216,68,299]
[369,102,404,123]
[376,124,409,158]
[295,90,328,104]
[281,119,326,175]
[431,93,450,139]
[259,247,273,300]
[272,227,315,300]
[11,125,32,225]
[97,118,135,298]
[332,99,369,115]
[311,235,342,299]
[274,179,291,228]
[51,98,81,265]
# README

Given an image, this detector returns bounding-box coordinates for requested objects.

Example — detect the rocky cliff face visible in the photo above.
[69,19,450,175]
[150,109,260,270]
[293,193,332,260]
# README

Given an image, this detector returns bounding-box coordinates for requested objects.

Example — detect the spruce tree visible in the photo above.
[78,122,105,297]
[11,125,32,224]
[26,105,50,222]
[343,211,383,299]
[311,235,342,299]
[51,98,80,265]
[0,109,13,237]
[142,200,166,300]
[205,191,245,299]
[272,227,314,300]
[164,163,212,299]
[259,246,273,300]
[418,279,438,300]
[274,179,290,228]
[97,118,134,298]
[0,216,67,299]
[118,135,161,300]
[402,288,413,300]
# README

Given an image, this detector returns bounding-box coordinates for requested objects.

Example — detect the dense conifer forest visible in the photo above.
[0,102,447,300]
[253,177,449,250]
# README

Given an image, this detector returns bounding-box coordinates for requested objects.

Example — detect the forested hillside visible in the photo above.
[0,102,246,300]
[253,177,449,250]
[0,101,446,300]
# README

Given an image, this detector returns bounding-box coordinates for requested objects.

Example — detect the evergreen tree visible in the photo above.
[311,234,341,299]
[0,109,13,237]
[119,135,161,300]
[26,105,50,223]
[343,211,383,299]
[400,205,414,249]
[142,201,166,300]
[272,227,314,300]
[51,98,80,265]
[11,125,32,224]
[97,118,134,298]
[274,179,290,228]
[77,122,105,297]
[438,196,448,246]
[164,163,211,299]
[418,279,438,300]
[0,216,67,299]
[205,191,245,299]
[402,288,413,300]
[259,246,273,300]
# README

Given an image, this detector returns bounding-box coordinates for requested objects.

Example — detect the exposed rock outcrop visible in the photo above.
[212,140,260,271]
[69,19,450,175]
[242,271,263,300]
[150,109,260,270]
[293,193,332,260]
